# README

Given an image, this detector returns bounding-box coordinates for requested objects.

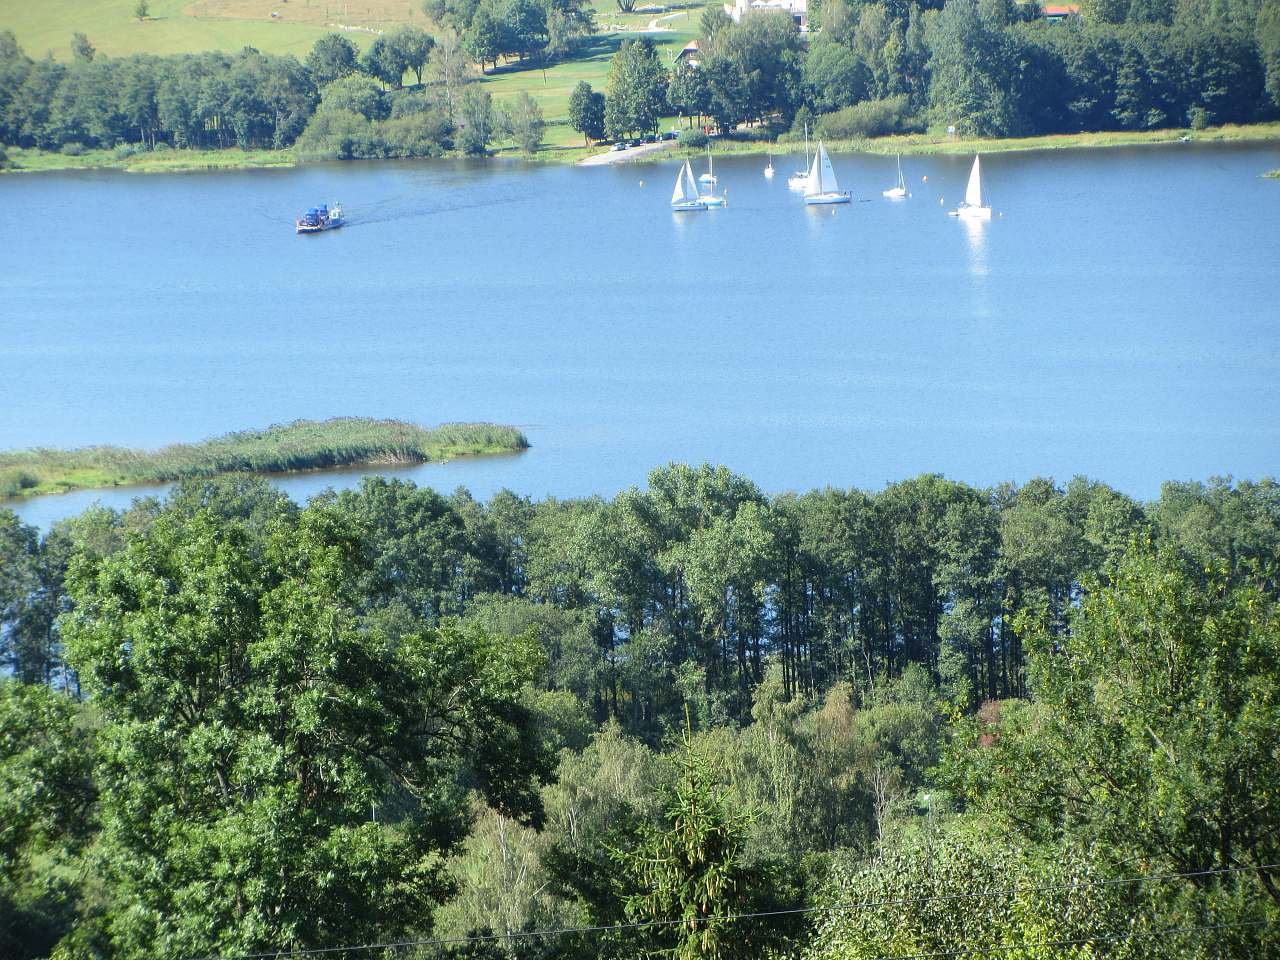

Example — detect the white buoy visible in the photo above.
[922,175,928,182]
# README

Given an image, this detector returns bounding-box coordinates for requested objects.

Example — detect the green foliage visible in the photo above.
[0,682,95,960]
[613,720,787,960]
[69,32,94,63]
[604,37,668,138]
[60,495,554,959]
[567,80,605,142]
[460,83,495,153]
[390,25,437,85]
[815,94,912,138]
[942,539,1280,921]
[319,73,390,121]
[805,824,1156,960]
[503,89,546,152]
[305,33,360,86]
[678,128,708,148]
[0,419,525,498]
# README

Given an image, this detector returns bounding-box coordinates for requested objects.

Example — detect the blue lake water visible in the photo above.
[3,143,1279,529]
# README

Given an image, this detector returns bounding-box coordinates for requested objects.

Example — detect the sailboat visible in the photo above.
[671,160,707,212]
[788,123,811,190]
[803,141,851,205]
[882,153,908,199]
[699,151,717,186]
[949,154,992,220]
[764,151,775,178]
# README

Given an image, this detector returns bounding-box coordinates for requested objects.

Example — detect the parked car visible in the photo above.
[643,134,658,143]
[663,131,678,141]
[611,141,627,151]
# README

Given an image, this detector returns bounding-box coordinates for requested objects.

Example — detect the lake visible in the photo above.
[3,142,1279,530]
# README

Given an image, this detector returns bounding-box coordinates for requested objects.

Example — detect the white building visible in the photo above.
[724,0,808,30]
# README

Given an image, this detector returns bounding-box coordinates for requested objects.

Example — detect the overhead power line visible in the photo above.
[187,861,1279,960]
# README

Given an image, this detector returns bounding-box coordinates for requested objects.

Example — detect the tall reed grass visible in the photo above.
[0,418,528,498]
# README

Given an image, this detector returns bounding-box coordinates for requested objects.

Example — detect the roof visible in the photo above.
[673,39,700,63]
[1041,4,1080,13]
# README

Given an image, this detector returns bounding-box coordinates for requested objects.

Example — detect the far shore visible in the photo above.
[5,121,1280,176]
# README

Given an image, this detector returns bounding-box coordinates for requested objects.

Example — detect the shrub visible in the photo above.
[112,143,143,160]
[59,142,86,156]
[1188,105,1210,130]
[678,129,708,149]
[152,141,172,152]
[815,94,912,140]
[379,114,452,157]
[0,468,39,497]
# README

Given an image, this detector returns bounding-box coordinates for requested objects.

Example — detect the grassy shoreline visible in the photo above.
[662,121,1280,164]
[0,419,529,499]
[6,121,1280,175]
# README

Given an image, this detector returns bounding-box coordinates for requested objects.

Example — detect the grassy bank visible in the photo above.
[596,120,1280,165]
[1267,169,1280,178]
[0,418,529,499]
[3,145,297,174]
[7,120,1278,176]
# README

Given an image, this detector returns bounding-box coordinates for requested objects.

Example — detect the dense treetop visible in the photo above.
[1,466,1277,958]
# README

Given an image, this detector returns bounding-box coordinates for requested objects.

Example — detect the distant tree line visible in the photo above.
[0,21,546,159]
[584,0,1278,141]
[2,0,1276,159]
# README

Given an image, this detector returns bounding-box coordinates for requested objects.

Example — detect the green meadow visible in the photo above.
[0,418,528,498]
[0,0,383,59]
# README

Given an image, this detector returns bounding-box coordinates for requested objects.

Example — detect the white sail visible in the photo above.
[806,142,838,196]
[805,149,822,194]
[671,162,689,204]
[820,145,839,194]
[896,154,905,191]
[965,155,983,208]
[684,161,700,198]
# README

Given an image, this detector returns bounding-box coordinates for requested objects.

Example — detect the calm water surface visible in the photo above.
[4,143,1279,528]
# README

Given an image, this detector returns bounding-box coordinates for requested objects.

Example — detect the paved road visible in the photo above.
[578,140,676,166]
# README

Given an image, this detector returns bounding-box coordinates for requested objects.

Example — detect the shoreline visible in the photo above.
[6,122,1280,175]
[0,418,529,500]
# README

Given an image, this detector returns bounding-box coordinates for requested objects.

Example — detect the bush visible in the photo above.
[380,113,452,157]
[59,142,86,156]
[815,95,912,140]
[152,141,171,152]
[1188,105,1210,130]
[112,143,143,160]
[678,129,708,149]
[0,468,39,497]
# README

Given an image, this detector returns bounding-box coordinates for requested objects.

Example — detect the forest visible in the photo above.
[1,0,1277,161]
[2,465,1277,959]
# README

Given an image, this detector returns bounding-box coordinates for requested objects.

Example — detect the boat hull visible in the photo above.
[805,193,851,205]
[671,201,708,212]
[295,218,343,234]
[883,187,907,199]
[702,196,727,207]
[950,205,991,220]
[787,175,808,191]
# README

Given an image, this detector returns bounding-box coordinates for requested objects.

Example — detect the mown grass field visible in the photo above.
[3,0,353,59]
[0,419,528,498]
